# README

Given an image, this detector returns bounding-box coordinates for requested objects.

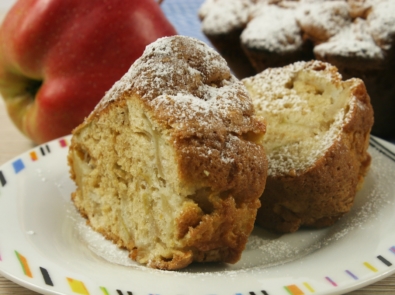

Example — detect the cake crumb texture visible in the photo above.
[68,36,268,270]
[243,60,373,233]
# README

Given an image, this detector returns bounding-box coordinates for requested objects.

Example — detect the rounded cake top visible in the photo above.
[95,35,264,138]
[200,0,395,59]
[199,0,254,35]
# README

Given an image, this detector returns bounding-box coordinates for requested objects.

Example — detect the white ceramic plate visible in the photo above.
[0,135,395,295]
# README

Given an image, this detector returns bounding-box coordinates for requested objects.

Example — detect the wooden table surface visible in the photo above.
[1,100,395,295]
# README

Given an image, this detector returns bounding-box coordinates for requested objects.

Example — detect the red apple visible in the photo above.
[0,0,177,143]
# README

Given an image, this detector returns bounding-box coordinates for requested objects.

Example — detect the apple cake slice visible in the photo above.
[243,61,373,233]
[68,36,268,270]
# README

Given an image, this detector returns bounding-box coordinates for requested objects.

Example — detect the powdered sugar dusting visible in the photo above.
[241,4,303,52]
[314,18,384,60]
[98,36,230,106]
[296,0,351,41]
[200,0,394,59]
[199,0,253,35]
[243,61,347,175]
[95,36,254,135]
[367,0,395,50]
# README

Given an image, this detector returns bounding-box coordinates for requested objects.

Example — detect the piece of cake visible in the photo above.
[243,61,373,233]
[67,36,268,270]
[199,0,394,138]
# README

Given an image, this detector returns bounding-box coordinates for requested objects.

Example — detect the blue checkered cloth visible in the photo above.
[161,0,212,47]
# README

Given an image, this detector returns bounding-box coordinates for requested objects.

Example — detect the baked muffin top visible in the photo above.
[199,0,395,63]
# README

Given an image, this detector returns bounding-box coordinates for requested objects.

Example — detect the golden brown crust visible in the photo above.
[145,250,194,270]
[187,196,260,263]
[68,36,267,270]
[244,61,373,233]
[256,135,371,232]
[175,129,267,202]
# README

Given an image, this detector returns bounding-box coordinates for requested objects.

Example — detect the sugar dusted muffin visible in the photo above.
[68,36,268,270]
[243,60,373,233]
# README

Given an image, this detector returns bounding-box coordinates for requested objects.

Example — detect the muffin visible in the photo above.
[243,60,373,232]
[68,36,268,270]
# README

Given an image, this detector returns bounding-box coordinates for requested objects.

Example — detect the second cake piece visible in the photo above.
[243,61,373,233]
